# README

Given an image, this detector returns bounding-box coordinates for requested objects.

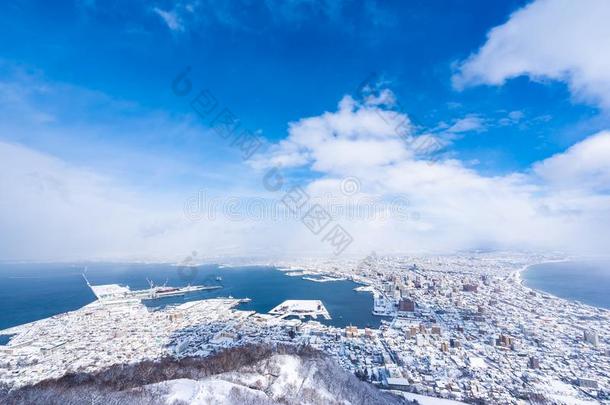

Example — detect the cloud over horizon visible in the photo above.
[2,0,610,261]
[251,91,610,257]
[4,89,610,261]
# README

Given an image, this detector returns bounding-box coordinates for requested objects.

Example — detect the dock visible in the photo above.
[268,300,331,320]
[84,274,221,303]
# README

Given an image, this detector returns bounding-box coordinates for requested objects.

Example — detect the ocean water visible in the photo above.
[523,260,610,309]
[0,263,380,332]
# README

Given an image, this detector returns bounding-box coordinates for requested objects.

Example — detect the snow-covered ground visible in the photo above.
[151,354,338,405]
[400,393,466,405]
[151,353,471,405]
[158,378,270,405]
[146,354,408,405]
[534,379,599,405]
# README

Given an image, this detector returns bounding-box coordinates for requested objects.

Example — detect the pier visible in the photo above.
[268,300,331,320]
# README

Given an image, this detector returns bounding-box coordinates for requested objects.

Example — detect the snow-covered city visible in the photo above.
[1,253,608,404]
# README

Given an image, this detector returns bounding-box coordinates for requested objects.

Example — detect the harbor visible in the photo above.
[0,263,381,331]
[84,274,222,303]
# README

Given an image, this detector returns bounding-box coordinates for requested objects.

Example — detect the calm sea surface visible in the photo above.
[0,263,380,332]
[523,260,610,309]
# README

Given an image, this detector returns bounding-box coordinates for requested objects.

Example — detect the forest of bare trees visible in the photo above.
[1,343,413,405]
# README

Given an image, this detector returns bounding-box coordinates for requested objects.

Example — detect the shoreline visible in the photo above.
[515,259,569,286]
[0,264,381,333]
[517,259,609,311]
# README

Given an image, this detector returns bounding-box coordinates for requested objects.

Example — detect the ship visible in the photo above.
[83,272,222,303]
[136,279,222,300]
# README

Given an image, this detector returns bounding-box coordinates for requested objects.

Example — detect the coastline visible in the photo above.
[0,263,382,331]
[2,256,608,404]
[515,259,569,287]
[517,259,609,311]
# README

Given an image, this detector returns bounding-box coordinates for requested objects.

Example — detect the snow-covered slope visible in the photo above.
[2,346,409,404]
[149,353,400,405]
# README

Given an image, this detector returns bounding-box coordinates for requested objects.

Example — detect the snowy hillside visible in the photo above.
[152,353,404,405]
[1,345,407,405]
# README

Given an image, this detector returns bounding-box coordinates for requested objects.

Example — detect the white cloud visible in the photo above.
[0,140,320,261]
[508,110,524,121]
[153,7,184,32]
[453,0,610,110]
[498,110,525,126]
[251,95,416,174]
[0,65,299,261]
[2,94,610,259]
[534,130,610,192]
[2,61,609,259]
[253,93,610,255]
[447,115,486,133]
[144,0,395,35]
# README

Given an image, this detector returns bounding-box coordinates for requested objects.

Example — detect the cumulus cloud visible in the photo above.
[534,130,610,192]
[252,92,610,255]
[2,91,610,259]
[453,0,610,110]
[2,63,609,259]
[251,94,438,174]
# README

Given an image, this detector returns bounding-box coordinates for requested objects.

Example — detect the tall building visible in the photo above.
[584,330,599,347]
[578,378,598,389]
[345,325,358,338]
[497,334,514,347]
[398,298,415,312]
[463,283,478,292]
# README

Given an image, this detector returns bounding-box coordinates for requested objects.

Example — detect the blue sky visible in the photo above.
[1,0,610,260]
[2,0,602,172]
